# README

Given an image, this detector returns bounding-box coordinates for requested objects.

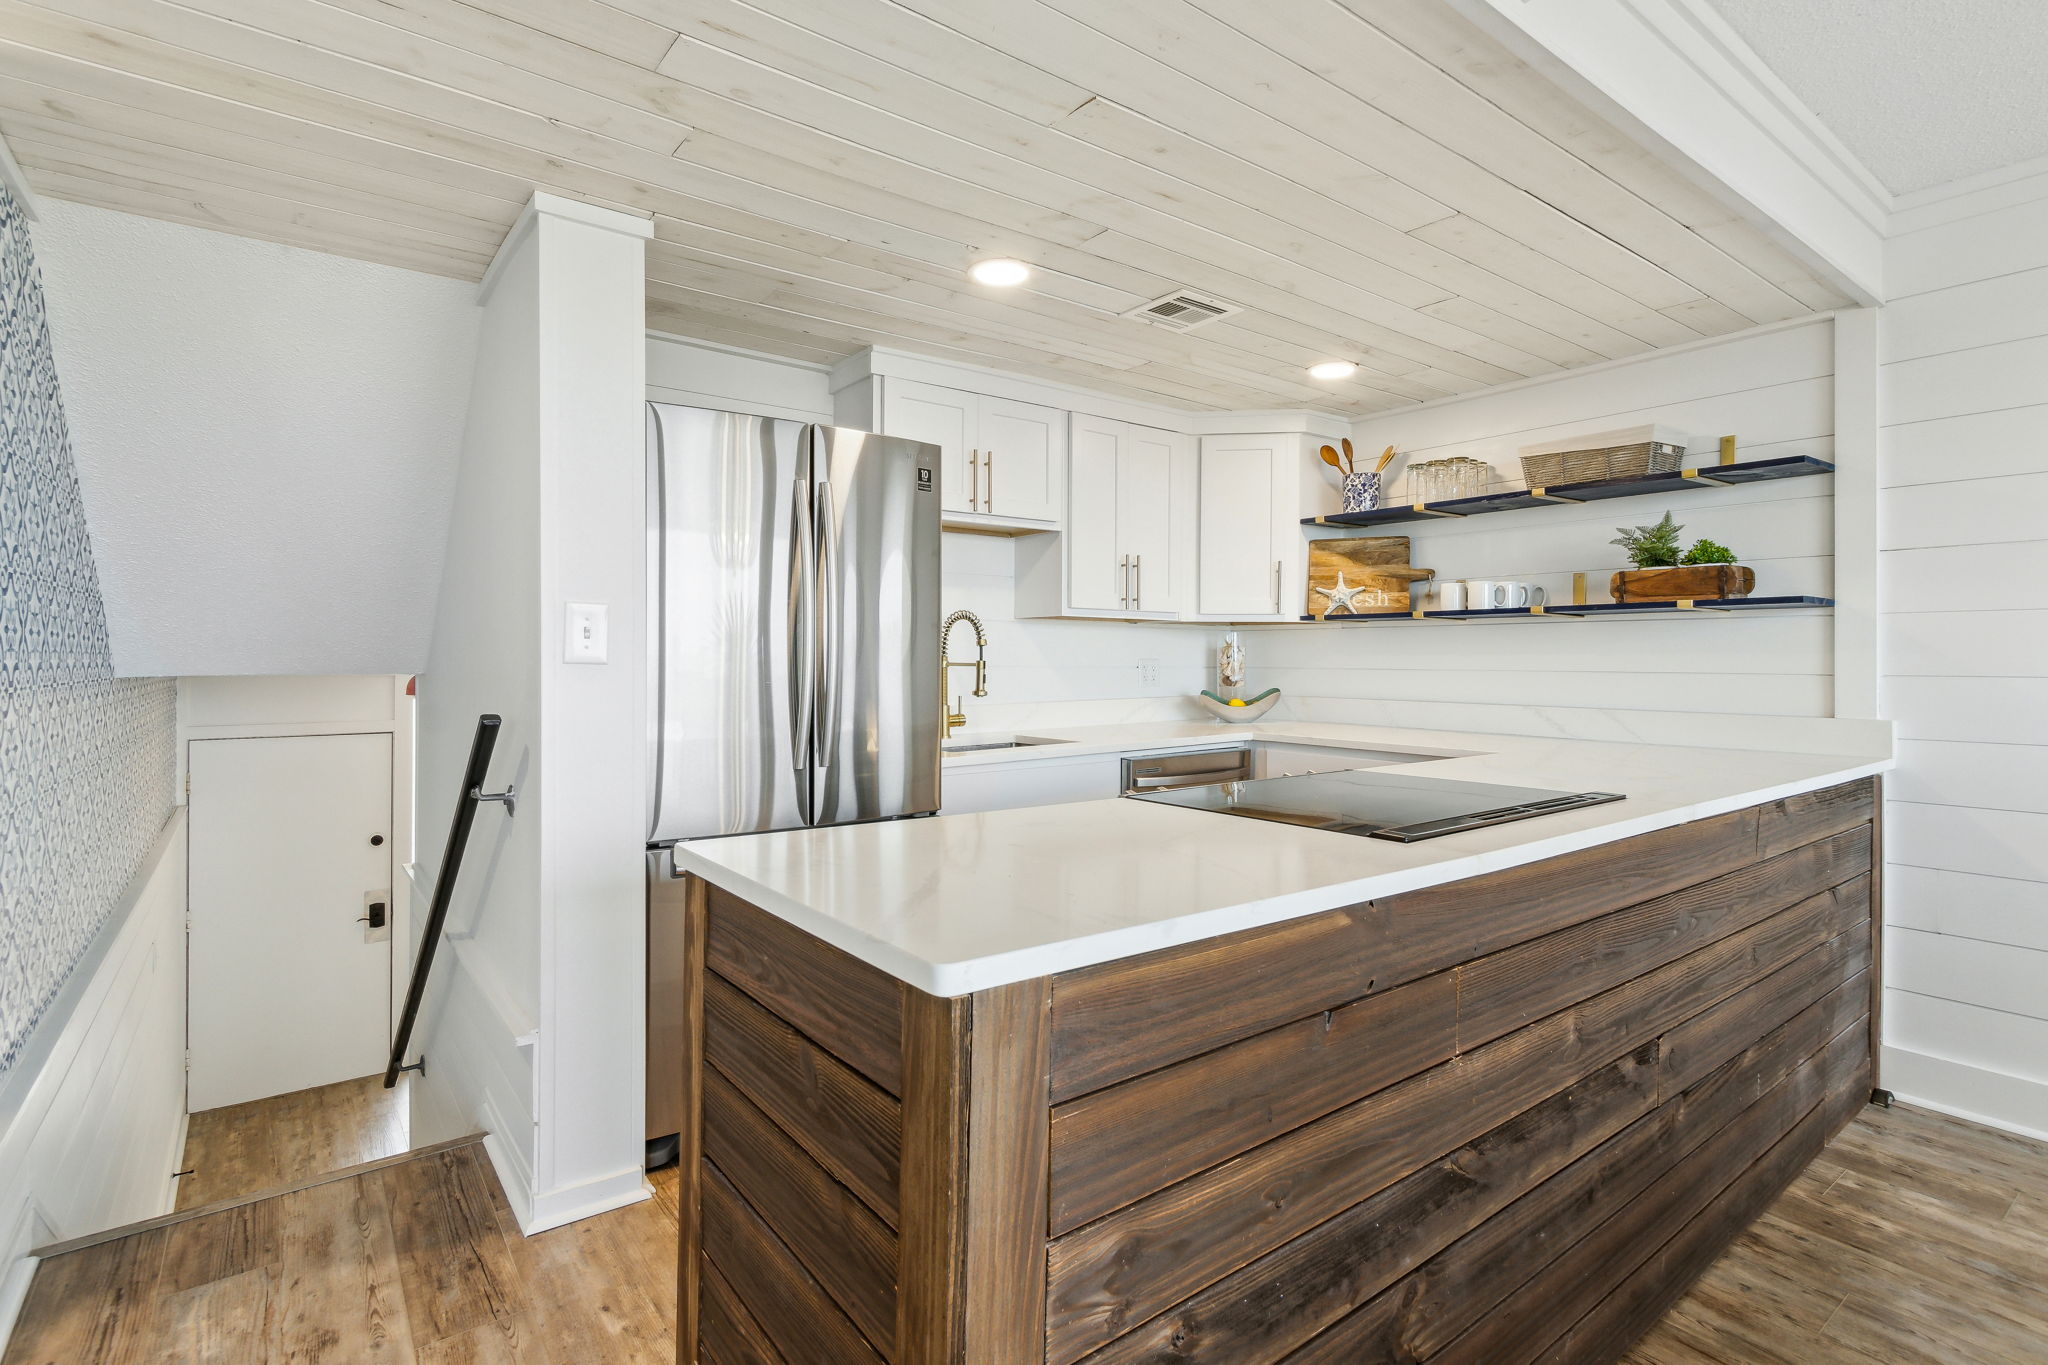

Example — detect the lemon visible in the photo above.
[1228,698,1247,707]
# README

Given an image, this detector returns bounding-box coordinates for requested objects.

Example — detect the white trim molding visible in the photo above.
[0,127,38,221]
[479,192,653,305]
[1889,154,2048,238]
[831,346,1350,437]
[1830,308,1879,718]
[1882,1045,2048,1144]
[1447,0,1887,303]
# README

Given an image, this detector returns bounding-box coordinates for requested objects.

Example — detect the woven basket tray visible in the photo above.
[1520,440,1683,488]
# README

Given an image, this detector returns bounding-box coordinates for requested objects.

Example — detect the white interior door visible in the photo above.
[188,733,393,1112]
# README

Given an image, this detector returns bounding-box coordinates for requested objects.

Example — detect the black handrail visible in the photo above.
[385,713,510,1087]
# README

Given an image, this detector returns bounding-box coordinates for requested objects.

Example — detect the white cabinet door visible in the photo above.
[188,733,393,1111]
[882,381,976,514]
[1066,413,1125,611]
[978,395,1061,523]
[1198,437,1287,617]
[1122,426,1180,613]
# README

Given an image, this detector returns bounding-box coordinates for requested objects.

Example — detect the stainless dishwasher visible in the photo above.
[1122,747,1254,794]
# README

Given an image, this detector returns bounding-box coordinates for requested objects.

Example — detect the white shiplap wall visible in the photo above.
[1878,194,2048,1136]
[645,331,1216,731]
[1249,319,1837,727]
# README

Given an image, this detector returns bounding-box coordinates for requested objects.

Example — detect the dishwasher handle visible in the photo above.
[1123,748,1254,792]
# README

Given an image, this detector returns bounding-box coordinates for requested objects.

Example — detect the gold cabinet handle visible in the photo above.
[984,449,994,512]
[1133,553,1142,611]
[968,447,979,510]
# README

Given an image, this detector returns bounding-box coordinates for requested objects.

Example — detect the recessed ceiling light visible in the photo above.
[968,258,1031,287]
[1308,360,1358,381]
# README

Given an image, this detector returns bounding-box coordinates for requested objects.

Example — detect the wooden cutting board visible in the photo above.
[1306,537,1434,618]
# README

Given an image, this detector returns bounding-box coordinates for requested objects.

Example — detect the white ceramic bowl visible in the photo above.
[1194,688,1280,723]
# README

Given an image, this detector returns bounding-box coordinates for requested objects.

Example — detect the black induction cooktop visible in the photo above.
[1128,768,1624,842]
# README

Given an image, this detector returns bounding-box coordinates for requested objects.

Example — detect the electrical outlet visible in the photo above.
[1137,658,1160,687]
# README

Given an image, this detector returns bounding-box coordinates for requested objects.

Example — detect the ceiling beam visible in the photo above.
[1446,0,1887,305]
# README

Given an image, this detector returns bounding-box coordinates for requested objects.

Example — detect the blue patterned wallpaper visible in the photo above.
[0,182,176,1077]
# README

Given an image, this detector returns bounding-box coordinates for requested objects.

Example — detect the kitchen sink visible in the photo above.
[941,737,1069,754]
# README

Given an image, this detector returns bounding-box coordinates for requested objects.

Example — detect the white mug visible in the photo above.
[1466,579,1546,609]
[1437,581,1467,611]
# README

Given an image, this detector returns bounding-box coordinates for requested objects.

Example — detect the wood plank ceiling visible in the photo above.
[0,0,1854,415]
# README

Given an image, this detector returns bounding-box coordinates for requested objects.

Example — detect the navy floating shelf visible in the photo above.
[1302,456,1834,531]
[1297,596,1834,624]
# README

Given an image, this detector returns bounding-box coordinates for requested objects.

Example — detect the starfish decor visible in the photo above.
[1312,571,1372,615]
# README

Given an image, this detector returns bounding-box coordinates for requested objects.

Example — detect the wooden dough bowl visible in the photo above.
[1610,565,1756,602]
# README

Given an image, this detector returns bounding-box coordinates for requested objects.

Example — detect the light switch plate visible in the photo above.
[565,602,608,663]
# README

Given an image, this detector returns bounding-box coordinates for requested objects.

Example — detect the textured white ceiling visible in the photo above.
[1708,0,2048,195]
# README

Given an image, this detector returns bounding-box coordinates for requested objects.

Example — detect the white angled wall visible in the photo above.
[1877,193,2048,1136]
[1253,318,1838,733]
[32,199,479,677]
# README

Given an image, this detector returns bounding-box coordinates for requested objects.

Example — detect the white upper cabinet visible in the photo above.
[877,382,975,515]
[1195,433,1332,620]
[1065,414,1127,612]
[975,396,1062,524]
[842,376,1064,528]
[1018,414,1190,619]
[1121,426,1180,613]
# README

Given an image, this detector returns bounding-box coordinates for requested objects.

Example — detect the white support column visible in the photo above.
[529,195,654,1232]
[413,192,652,1234]
[1831,308,1880,719]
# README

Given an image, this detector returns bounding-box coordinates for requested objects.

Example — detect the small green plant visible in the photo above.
[1682,537,1736,565]
[1610,511,1684,568]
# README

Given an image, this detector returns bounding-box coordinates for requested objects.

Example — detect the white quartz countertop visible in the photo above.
[668,720,1892,996]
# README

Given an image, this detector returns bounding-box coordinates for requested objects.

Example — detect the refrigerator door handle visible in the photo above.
[814,481,840,769]
[788,476,815,770]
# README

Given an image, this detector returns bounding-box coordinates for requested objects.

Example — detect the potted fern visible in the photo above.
[1609,512,1756,602]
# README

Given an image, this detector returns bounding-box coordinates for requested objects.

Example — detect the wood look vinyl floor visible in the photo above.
[6,1103,2042,1363]
[175,1074,412,1210]
[4,1143,680,1365]
[1624,1102,2048,1364]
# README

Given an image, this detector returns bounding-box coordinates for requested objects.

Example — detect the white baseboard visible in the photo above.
[162,1110,191,1215]
[521,1164,652,1235]
[1881,1044,2048,1142]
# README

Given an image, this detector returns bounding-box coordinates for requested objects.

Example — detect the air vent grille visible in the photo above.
[1122,290,1241,332]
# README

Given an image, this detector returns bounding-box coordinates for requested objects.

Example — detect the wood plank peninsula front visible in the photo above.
[667,777,1880,1365]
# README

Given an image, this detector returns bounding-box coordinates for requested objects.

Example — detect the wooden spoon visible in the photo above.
[1340,437,1357,472]
[1375,444,1397,473]
[1319,445,1344,471]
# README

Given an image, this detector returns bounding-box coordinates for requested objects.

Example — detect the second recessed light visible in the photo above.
[1308,360,1358,380]
[968,258,1031,286]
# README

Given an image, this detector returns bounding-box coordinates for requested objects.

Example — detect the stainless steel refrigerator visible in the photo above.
[644,403,941,1150]
[646,403,944,841]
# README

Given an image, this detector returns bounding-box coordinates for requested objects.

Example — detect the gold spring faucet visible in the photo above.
[940,610,988,739]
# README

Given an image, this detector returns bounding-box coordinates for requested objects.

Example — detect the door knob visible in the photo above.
[370,834,385,847]
[359,901,388,929]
